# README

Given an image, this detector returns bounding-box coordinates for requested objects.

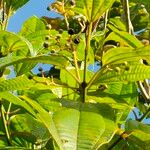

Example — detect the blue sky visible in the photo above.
[8,0,55,32]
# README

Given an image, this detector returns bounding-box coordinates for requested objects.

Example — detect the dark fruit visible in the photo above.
[46,24,52,30]
[51,50,55,53]
[73,37,80,44]
[45,35,51,40]
[70,0,75,6]
[55,35,61,40]
[68,28,75,35]
[125,66,130,71]
[43,42,49,48]
[143,59,148,65]
[28,75,33,79]
[38,67,43,72]
[47,6,51,11]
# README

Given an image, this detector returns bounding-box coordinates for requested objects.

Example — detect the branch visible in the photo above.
[104,10,109,30]
[137,81,150,101]
[0,101,12,145]
[82,22,93,102]
[138,107,150,122]
[108,132,126,150]
[132,109,138,120]
[121,0,134,34]
[71,44,81,82]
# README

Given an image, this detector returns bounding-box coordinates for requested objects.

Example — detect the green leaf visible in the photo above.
[52,102,117,149]
[21,96,64,150]
[93,63,150,84]
[107,24,143,48]
[125,120,150,133]
[53,108,105,149]
[0,75,35,92]
[130,0,150,13]
[0,31,33,55]
[109,17,126,31]
[0,55,68,70]
[88,82,137,106]
[25,30,51,55]
[10,114,50,146]
[19,16,45,36]
[125,120,150,149]
[74,0,115,22]
[102,45,150,65]
[0,92,36,116]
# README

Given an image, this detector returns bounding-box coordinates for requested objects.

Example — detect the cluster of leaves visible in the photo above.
[0,0,150,149]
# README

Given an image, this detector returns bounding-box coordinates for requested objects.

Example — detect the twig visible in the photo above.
[82,22,93,102]
[132,109,138,120]
[137,81,150,101]
[138,107,150,122]
[104,10,109,30]
[71,44,81,82]
[121,0,134,34]
[108,132,125,150]
[0,102,12,145]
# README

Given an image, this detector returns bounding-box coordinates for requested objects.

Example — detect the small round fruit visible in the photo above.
[43,42,49,48]
[125,66,130,71]
[55,35,61,40]
[68,28,75,35]
[45,35,51,40]
[46,24,52,30]
[28,75,33,79]
[59,29,63,34]
[38,67,43,72]
[47,6,51,11]
[143,59,148,65]
[70,0,75,6]
[73,38,80,44]
[114,67,121,73]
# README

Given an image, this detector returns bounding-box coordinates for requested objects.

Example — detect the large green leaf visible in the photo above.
[0,55,68,69]
[90,82,138,124]
[21,96,64,150]
[52,102,117,149]
[93,63,150,84]
[74,0,115,22]
[1,93,58,148]
[0,31,33,55]
[102,45,150,66]
[53,108,105,150]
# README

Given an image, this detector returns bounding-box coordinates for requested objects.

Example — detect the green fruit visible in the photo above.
[46,24,52,30]
[59,29,63,34]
